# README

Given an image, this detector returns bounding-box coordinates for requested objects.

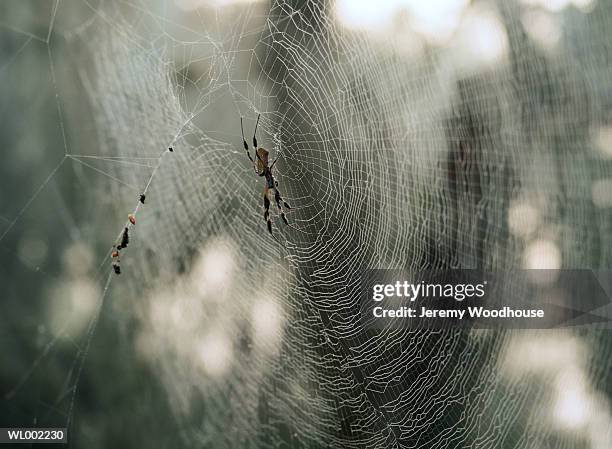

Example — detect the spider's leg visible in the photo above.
[241,117,255,163]
[272,180,291,210]
[253,114,260,148]
[274,188,289,226]
[274,183,291,210]
[263,187,272,235]
[270,156,279,169]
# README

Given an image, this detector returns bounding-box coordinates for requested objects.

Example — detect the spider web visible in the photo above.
[1,0,612,448]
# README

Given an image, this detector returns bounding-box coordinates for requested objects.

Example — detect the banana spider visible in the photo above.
[241,115,291,236]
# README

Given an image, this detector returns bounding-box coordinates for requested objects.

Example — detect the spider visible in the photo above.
[241,114,291,235]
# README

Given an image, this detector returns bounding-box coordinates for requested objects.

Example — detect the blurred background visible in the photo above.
[1,0,612,447]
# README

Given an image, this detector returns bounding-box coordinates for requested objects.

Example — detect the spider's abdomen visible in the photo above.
[256,147,269,166]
